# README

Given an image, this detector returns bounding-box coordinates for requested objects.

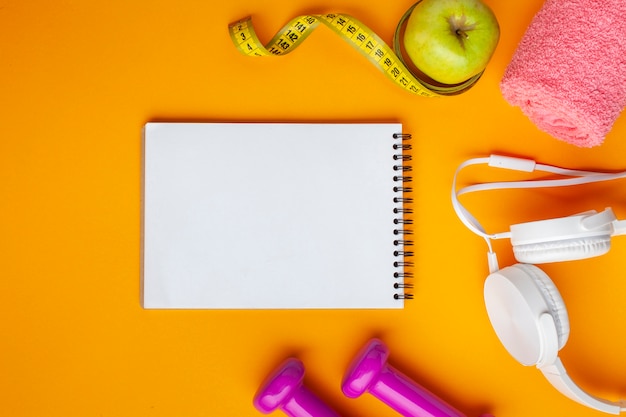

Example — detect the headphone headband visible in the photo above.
[541,359,626,414]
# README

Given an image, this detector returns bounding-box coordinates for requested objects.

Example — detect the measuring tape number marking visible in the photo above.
[228,13,441,97]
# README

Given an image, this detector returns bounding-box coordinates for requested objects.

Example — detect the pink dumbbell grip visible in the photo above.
[343,339,494,417]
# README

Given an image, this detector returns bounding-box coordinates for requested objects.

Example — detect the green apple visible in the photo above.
[403,0,500,85]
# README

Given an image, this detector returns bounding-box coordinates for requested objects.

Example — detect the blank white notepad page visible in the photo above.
[142,122,407,309]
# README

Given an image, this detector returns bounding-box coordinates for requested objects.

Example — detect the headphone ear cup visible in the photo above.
[509,211,615,264]
[513,236,611,264]
[516,264,570,349]
[484,264,570,366]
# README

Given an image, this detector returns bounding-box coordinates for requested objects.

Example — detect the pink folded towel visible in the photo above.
[500,0,626,147]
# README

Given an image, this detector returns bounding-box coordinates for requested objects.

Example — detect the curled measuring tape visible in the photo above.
[228,4,483,96]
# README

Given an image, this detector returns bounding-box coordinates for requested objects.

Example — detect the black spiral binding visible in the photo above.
[392,133,414,300]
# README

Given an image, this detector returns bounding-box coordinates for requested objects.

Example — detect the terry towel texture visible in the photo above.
[500,0,626,147]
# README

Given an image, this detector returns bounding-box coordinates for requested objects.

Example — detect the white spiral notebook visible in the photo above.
[141,122,413,309]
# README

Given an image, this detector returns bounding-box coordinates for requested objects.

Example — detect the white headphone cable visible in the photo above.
[451,155,626,273]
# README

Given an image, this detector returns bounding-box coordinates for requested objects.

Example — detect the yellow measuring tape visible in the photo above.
[228,8,482,97]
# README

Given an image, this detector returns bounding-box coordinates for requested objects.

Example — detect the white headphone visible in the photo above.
[452,154,626,414]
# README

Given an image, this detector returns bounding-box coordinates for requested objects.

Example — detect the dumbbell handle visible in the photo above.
[371,363,465,417]
[281,384,339,417]
[343,339,494,417]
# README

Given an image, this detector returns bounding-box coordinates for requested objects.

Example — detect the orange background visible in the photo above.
[1,0,626,416]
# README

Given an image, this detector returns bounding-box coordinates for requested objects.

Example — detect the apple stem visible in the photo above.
[456,29,469,39]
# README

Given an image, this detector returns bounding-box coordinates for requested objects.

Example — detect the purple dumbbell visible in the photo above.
[254,358,341,417]
[342,339,494,417]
